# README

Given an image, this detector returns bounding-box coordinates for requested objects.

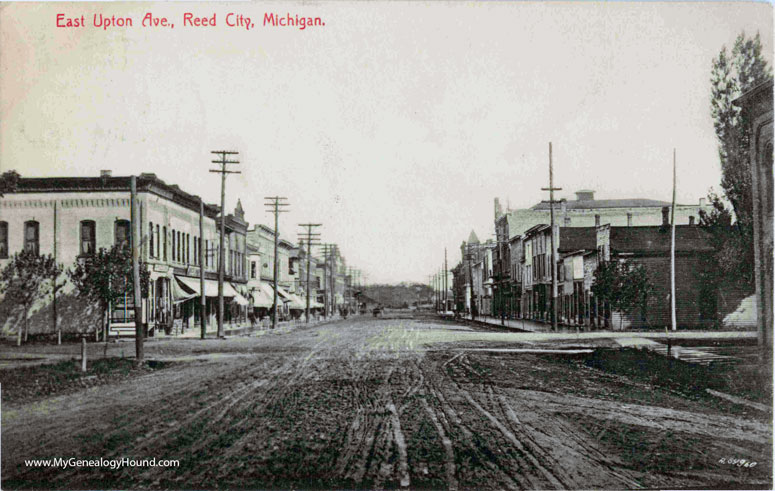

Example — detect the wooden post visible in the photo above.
[200,198,207,339]
[131,176,144,366]
[53,200,60,345]
[272,204,279,328]
[670,149,677,331]
[210,151,240,338]
[542,142,562,331]
[218,172,226,337]
[81,337,87,372]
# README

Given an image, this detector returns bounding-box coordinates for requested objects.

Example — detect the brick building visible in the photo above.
[596,212,718,329]
[491,193,711,320]
[0,172,250,338]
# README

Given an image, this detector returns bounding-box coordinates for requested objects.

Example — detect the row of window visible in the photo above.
[79,220,131,255]
[148,222,205,267]
[1,219,247,277]
[0,221,40,258]
[0,220,133,260]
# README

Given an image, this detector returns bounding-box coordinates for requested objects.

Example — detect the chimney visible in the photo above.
[575,190,595,201]
[594,214,600,227]
[100,170,112,178]
[689,216,695,225]
[627,213,632,227]
[662,206,670,226]
[699,197,706,207]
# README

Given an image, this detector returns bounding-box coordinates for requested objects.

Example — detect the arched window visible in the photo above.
[0,221,8,259]
[149,222,155,258]
[115,220,130,248]
[80,220,96,255]
[24,221,39,255]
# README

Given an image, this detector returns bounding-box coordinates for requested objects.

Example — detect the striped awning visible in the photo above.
[251,283,275,308]
[176,276,239,298]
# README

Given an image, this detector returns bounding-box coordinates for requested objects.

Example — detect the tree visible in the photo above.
[591,260,654,330]
[68,244,149,345]
[708,32,772,292]
[0,250,63,345]
[0,170,20,197]
[699,191,754,287]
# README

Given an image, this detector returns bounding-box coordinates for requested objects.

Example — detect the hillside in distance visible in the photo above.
[359,283,434,308]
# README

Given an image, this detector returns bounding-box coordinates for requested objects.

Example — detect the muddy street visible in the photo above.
[1,313,771,490]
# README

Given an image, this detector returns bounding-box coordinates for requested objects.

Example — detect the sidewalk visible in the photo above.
[447,313,759,341]
[175,315,345,338]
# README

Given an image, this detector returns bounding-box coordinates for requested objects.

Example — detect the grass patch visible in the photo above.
[0,358,173,404]
[583,347,772,405]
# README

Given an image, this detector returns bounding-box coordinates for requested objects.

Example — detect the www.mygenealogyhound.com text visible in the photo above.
[25,457,180,470]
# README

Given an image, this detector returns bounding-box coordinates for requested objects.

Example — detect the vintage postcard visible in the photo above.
[0,1,772,490]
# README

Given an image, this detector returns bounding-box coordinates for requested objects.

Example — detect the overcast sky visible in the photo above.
[1,1,772,284]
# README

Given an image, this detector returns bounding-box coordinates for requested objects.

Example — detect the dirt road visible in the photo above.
[2,314,771,489]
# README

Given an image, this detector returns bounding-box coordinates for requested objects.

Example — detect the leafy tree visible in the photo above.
[0,170,20,197]
[592,260,654,330]
[699,191,754,287]
[68,244,150,343]
[707,32,772,292]
[0,249,63,345]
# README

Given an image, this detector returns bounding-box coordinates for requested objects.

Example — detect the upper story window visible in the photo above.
[80,220,96,256]
[251,261,257,279]
[163,226,168,260]
[149,222,155,258]
[115,220,130,248]
[24,221,39,255]
[0,221,8,259]
[155,224,160,258]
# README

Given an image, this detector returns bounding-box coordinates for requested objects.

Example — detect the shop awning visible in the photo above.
[171,276,197,304]
[251,283,275,308]
[230,283,250,306]
[276,286,305,309]
[176,276,238,298]
[288,293,307,310]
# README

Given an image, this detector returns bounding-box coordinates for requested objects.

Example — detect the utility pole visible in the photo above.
[541,142,562,331]
[320,244,329,317]
[466,244,476,320]
[265,196,290,329]
[428,274,434,307]
[199,197,207,339]
[670,149,677,332]
[130,176,144,366]
[444,248,448,313]
[209,150,240,338]
[330,244,338,316]
[299,223,322,323]
[434,271,438,311]
[438,268,442,312]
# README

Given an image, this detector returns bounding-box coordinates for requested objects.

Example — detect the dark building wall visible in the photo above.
[616,255,731,329]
